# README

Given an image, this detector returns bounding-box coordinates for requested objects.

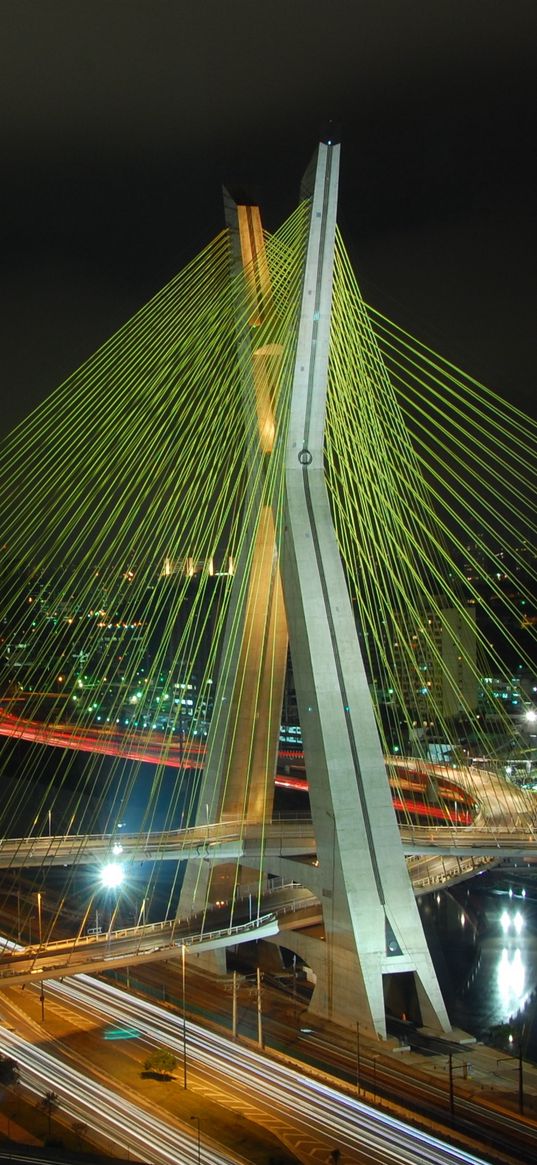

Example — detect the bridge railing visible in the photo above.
[0,813,315,850]
[407,855,499,890]
[400,823,537,848]
[1,912,278,965]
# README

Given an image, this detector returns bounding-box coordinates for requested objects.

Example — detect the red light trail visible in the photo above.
[0,707,475,826]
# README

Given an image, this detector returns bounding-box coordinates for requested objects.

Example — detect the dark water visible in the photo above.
[421,867,537,1061]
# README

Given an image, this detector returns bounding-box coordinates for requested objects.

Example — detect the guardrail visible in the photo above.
[408,855,499,890]
[400,825,537,849]
[0,815,315,849]
[0,912,278,972]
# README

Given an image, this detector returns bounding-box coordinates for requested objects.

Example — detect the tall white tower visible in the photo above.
[278,139,450,1035]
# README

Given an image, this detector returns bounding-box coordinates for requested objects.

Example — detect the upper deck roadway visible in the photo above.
[1,811,537,873]
[1,702,535,864]
[1,745,536,871]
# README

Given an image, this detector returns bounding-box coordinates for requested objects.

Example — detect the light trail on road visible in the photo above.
[0,1023,241,1165]
[35,974,497,1165]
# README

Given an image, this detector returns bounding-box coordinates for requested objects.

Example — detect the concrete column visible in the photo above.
[280,140,450,1036]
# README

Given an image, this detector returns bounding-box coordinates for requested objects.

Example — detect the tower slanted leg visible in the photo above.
[281,140,450,1037]
[179,199,287,918]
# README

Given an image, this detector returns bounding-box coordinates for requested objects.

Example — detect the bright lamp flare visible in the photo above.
[100,862,124,889]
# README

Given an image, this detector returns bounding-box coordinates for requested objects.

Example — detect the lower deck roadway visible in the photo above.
[0,850,534,988]
[0,882,321,987]
[94,959,537,1161]
[0,910,279,986]
[2,961,536,1165]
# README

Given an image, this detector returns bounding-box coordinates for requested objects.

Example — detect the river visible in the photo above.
[422,866,537,1061]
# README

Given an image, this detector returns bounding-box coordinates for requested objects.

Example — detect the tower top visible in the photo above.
[320,118,341,145]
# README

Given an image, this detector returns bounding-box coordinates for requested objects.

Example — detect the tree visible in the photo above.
[143,1048,178,1078]
[40,1090,60,1138]
[0,1055,20,1087]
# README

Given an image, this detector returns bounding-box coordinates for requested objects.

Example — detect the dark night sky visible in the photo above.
[1,1,536,435]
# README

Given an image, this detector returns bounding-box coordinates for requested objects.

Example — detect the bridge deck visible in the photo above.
[1,814,536,871]
[0,912,279,986]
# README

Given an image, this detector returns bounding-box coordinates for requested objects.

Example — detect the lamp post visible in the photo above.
[232,969,238,1040]
[444,1051,469,1120]
[256,966,263,1049]
[448,1051,454,1118]
[37,891,45,1022]
[182,943,187,1088]
[509,1033,524,1116]
[190,1115,201,1165]
[356,1022,361,1096]
[514,1037,524,1116]
[37,891,42,947]
[497,1035,524,1115]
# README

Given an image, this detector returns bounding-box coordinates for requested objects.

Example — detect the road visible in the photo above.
[0,1022,239,1165]
[0,913,279,986]
[1,972,510,1165]
[90,965,537,1164]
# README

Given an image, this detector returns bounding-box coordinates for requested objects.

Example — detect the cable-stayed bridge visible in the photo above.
[0,138,536,1036]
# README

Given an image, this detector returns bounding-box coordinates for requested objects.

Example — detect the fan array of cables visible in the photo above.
[0,196,535,943]
[0,206,308,935]
[326,227,537,822]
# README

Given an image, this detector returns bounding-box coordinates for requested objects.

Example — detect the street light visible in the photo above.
[37,891,45,1023]
[100,862,124,889]
[190,1115,201,1165]
[512,1035,524,1116]
[372,1055,379,1104]
[182,944,187,1088]
[37,891,42,947]
[256,966,263,1049]
[444,1051,470,1120]
[447,1051,454,1118]
[356,1022,361,1096]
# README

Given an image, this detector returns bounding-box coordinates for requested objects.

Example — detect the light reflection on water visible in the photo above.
[436,881,537,1049]
[497,946,526,1013]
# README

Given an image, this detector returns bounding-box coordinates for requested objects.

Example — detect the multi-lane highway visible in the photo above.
[0,1022,239,1165]
[0,973,519,1165]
